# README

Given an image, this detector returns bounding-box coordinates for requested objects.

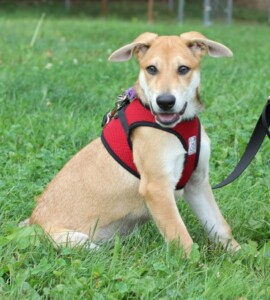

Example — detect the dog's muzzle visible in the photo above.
[155,102,188,126]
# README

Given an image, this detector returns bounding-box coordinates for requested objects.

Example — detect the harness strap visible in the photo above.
[118,109,130,136]
[213,98,270,189]
[102,98,201,190]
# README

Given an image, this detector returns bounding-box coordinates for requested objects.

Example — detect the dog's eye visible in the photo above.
[146,65,158,75]
[178,66,190,75]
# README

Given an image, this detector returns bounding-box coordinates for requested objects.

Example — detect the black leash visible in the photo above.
[213,97,270,189]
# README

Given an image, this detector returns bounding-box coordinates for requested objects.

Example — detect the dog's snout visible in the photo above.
[156,94,176,111]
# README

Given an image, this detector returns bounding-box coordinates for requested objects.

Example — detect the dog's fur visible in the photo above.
[27,32,240,255]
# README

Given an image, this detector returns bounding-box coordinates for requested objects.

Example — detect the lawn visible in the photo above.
[0,4,270,300]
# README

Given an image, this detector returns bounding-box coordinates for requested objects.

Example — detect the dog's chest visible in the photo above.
[102,99,201,190]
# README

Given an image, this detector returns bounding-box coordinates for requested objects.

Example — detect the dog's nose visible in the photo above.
[156,94,176,111]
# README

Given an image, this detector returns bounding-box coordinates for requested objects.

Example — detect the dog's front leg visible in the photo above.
[140,180,193,253]
[132,128,193,254]
[184,129,240,251]
[184,179,240,251]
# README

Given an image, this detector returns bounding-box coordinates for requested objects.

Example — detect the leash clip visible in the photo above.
[115,92,130,110]
[102,87,136,127]
[102,111,114,127]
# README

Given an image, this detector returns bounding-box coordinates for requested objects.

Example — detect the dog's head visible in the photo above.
[109,32,232,127]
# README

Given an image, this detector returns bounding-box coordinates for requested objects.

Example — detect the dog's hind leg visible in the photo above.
[20,219,98,249]
[48,229,98,250]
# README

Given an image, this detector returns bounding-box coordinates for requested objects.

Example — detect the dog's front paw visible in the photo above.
[166,237,194,258]
[226,239,241,253]
[183,242,194,257]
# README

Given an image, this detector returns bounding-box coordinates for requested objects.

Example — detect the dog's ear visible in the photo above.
[108,32,158,62]
[180,31,233,58]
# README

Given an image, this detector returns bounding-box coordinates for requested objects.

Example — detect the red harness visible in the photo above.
[101,98,201,190]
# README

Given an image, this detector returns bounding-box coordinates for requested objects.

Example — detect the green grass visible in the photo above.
[0,6,270,300]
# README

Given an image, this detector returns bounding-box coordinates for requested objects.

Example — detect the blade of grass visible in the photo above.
[30,13,46,48]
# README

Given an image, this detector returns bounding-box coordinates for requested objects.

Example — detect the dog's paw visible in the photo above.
[18,218,30,228]
[85,241,99,251]
[226,239,241,253]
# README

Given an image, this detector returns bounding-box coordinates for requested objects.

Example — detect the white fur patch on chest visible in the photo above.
[162,136,186,188]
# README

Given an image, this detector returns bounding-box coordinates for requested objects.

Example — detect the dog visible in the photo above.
[26,31,240,255]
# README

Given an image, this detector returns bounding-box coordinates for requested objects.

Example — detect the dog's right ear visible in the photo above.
[108,32,158,62]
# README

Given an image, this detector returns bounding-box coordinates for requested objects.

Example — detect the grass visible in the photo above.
[0,4,270,300]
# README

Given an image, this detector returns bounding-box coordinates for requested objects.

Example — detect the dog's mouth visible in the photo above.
[155,102,187,127]
[155,113,180,126]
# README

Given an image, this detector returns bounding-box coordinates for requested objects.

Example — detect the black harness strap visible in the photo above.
[118,109,130,136]
[213,98,270,189]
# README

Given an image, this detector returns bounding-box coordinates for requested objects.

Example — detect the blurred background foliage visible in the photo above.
[0,0,269,24]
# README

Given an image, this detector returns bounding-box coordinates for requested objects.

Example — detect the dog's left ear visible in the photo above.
[180,31,233,58]
[109,32,158,62]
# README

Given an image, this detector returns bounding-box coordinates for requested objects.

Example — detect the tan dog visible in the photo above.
[27,32,240,255]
